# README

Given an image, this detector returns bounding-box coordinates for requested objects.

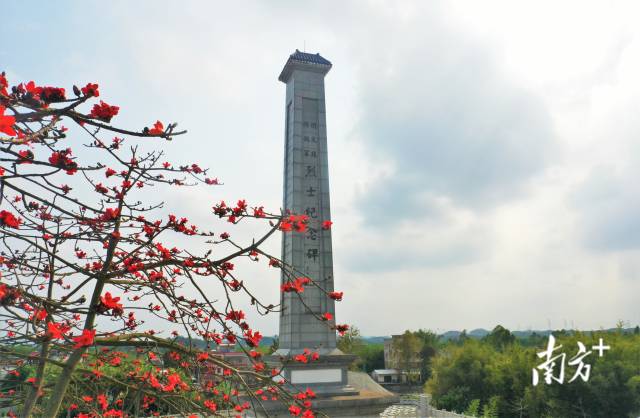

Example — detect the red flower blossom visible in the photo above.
[73,329,96,348]
[99,292,123,316]
[244,329,262,348]
[321,312,333,321]
[47,322,70,340]
[294,354,308,363]
[0,210,21,229]
[335,324,349,336]
[48,149,78,175]
[17,149,34,163]
[279,220,293,232]
[97,393,108,410]
[39,86,66,103]
[149,120,164,135]
[0,73,8,96]
[225,310,245,322]
[99,208,120,221]
[89,101,119,122]
[105,168,116,177]
[81,83,99,97]
[322,220,332,230]
[0,106,16,136]
[328,291,343,301]
[204,400,217,412]
[289,405,302,416]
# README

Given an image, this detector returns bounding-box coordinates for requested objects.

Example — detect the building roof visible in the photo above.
[289,50,332,66]
[278,50,332,82]
[372,369,404,375]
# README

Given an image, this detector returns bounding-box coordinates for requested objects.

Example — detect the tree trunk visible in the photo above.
[21,341,50,417]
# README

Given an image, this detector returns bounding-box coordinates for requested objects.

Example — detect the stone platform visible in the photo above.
[248,371,399,417]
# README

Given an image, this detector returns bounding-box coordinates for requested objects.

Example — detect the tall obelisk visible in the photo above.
[272,50,356,396]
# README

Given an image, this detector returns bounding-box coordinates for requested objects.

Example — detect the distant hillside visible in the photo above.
[171,327,639,349]
[362,336,387,344]
[173,335,277,350]
[438,327,639,341]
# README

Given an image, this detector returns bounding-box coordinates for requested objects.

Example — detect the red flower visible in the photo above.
[0,106,16,136]
[335,324,349,336]
[32,308,48,321]
[244,329,262,348]
[281,277,310,294]
[328,291,343,301]
[95,183,109,194]
[105,168,116,177]
[204,400,217,412]
[89,101,119,122]
[322,220,332,230]
[321,312,333,321]
[279,220,293,232]
[294,354,308,363]
[97,393,108,410]
[99,292,123,315]
[73,329,96,348]
[47,322,70,339]
[48,149,78,175]
[225,309,245,322]
[0,73,8,96]
[0,210,21,229]
[289,405,302,416]
[17,149,34,163]
[81,83,99,97]
[149,120,164,135]
[99,208,120,221]
[39,86,66,103]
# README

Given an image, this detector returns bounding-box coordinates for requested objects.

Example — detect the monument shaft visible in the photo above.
[279,51,336,353]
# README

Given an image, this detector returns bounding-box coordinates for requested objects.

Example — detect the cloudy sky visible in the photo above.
[4,1,640,336]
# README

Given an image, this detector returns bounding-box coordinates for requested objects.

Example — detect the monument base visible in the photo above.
[245,371,400,417]
[266,349,359,397]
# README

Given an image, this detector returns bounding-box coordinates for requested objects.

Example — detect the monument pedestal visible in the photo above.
[267,349,359,397]
[245,371,399,417]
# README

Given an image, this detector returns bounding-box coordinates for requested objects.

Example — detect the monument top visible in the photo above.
[278,49,332,83]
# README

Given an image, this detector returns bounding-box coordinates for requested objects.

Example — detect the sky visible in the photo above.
[3,1,640,336]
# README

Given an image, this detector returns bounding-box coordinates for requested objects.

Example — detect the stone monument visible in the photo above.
[264,50,398,416]
[270,49,356,397]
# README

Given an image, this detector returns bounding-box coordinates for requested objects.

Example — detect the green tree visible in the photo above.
[415,329,439,380]
[337,325,364,354]
[483,325,515,351]
[394,330,423,382]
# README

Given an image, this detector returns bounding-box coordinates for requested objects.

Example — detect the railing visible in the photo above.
[396,394,473,418]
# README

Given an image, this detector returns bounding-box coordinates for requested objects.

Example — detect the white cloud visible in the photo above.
[4,0,640,335]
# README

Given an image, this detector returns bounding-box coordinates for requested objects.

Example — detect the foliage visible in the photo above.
[0,74,344,417]
[337,326,384,373]
[425,326,640,417]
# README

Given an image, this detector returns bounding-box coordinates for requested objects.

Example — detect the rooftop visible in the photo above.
[278,49,332,82]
